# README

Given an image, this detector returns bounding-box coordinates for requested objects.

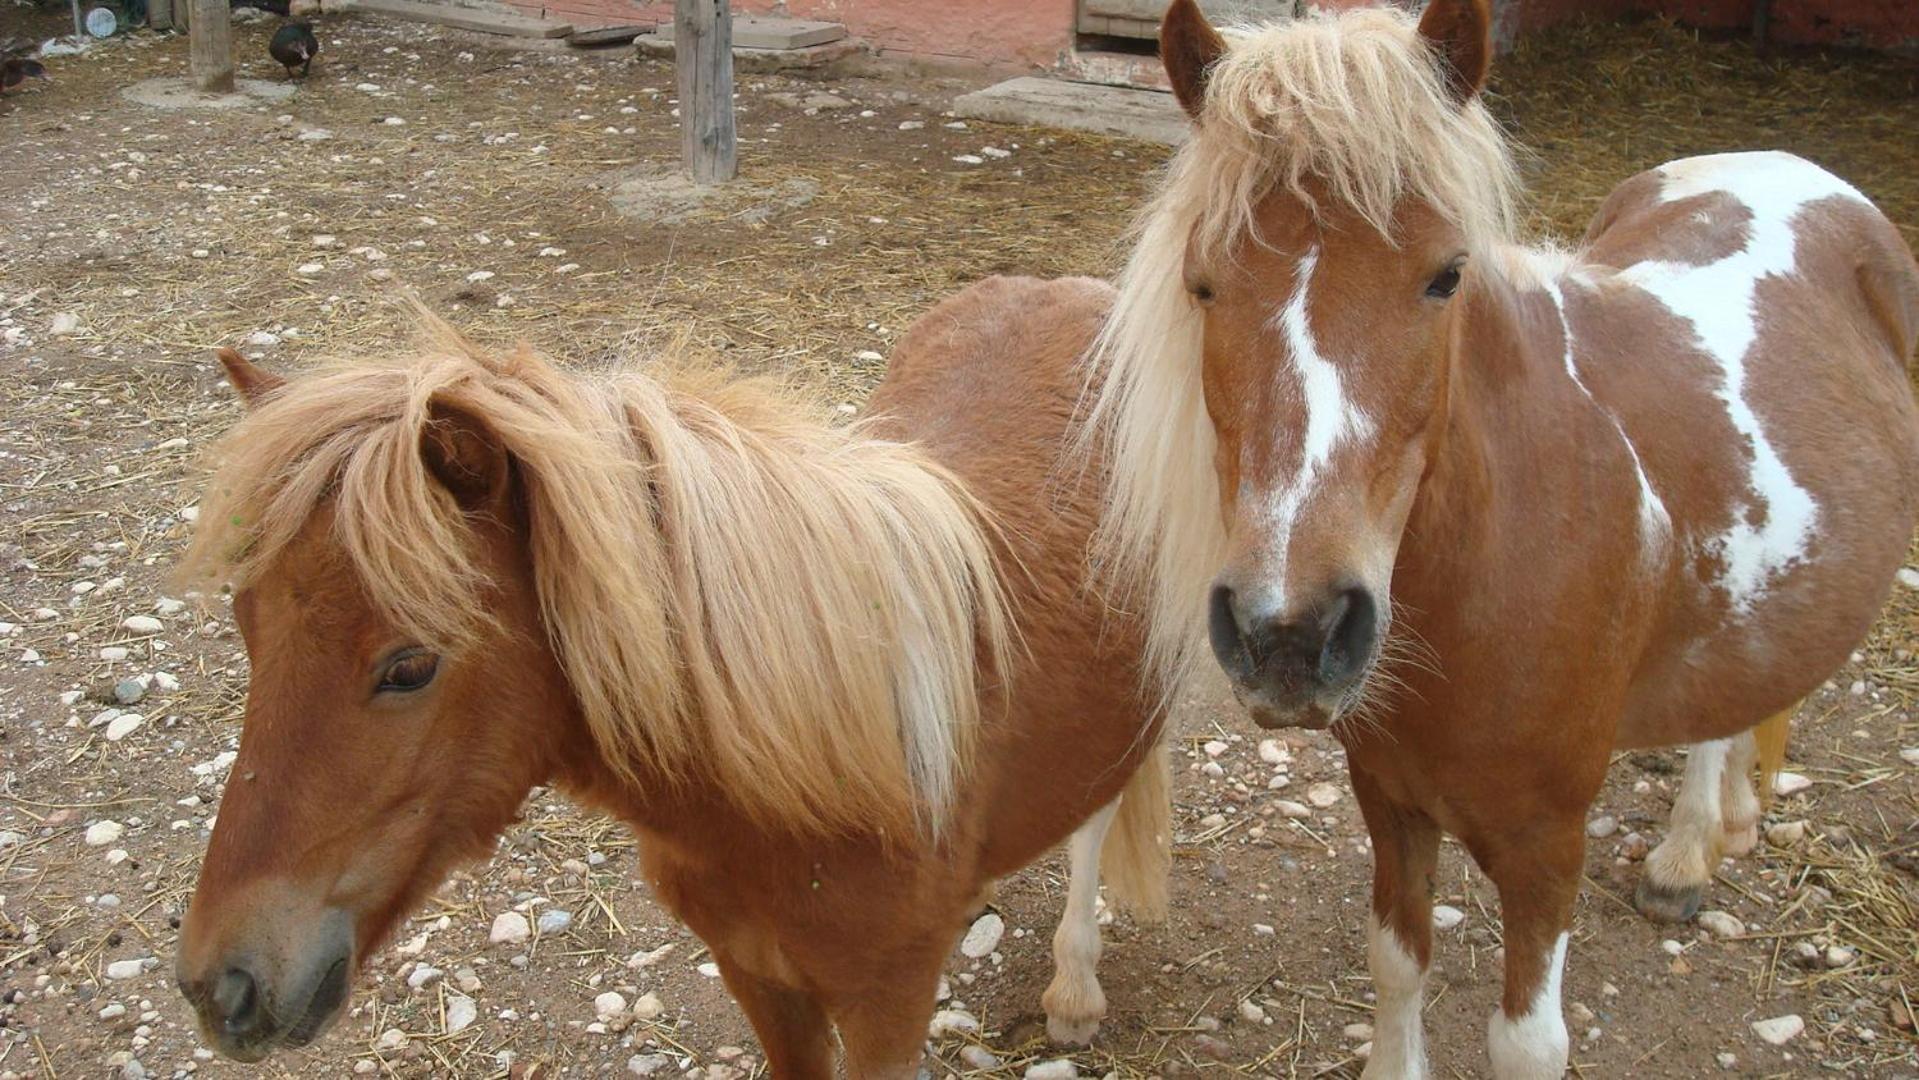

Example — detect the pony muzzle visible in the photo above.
[176,904,355,1062]
[1208,582,1379,728]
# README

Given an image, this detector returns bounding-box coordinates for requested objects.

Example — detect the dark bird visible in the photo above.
[269,22,318,80]
[1,38,48,94]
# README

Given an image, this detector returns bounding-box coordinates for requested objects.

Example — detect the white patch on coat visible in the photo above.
[1540,279,1672,557]
[1364,917,1428,1080]
[1617,150,1867,613]
[1247,247,1377,612]
[1486,932,1570,1079]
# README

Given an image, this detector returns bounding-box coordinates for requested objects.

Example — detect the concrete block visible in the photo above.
[731,15,846,50]
[330,0,572,38]
[951,77,1188,146]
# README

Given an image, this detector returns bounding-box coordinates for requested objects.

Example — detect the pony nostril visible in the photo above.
[213,967,263,1036]
[1318,587,1378,686]
[1207,584,1250,673]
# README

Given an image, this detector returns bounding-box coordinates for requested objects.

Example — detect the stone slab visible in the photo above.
[632,33,863,73]
[951,76,1187,146]
[568,25,649,47]
[330,0,572,38]
[731,15,845,50]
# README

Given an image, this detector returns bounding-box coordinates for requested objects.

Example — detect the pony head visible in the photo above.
[171,346,585,1060]
[1092,0,1519,728]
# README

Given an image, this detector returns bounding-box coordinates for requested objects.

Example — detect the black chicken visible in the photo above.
[1,38,47,94]
[269,22,318,80]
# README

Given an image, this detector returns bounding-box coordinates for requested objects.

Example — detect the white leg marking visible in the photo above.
[1719,731,1761,857]
[1362,917,1428,1080]
[1620,151,1868,612]
[1645,737,1732,896]
[1246,246,1377,613]
[1487,932,1570,1079]
[1042,801,1119,1045]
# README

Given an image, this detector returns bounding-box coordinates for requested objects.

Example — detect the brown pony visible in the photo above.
[1087,1,1919,1076]
[172,277,1170,1076]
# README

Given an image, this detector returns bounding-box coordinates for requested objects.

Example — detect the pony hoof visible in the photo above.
[1635,877,1704,923]
[1045,1013,1102,1046]
[1722,822,1759,858]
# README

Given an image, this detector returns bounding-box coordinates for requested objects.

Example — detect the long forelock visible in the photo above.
[1191,7,1521,263]
[1083,5,1523,702]
[181,326,1009,840]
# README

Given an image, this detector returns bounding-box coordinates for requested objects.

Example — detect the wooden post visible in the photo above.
[675,0,737,184]
[189,0,233,93]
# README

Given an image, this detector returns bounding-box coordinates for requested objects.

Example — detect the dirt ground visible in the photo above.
[0,8,1915,1080]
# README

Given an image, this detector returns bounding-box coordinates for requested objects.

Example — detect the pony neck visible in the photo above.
[1406,248,1558,571]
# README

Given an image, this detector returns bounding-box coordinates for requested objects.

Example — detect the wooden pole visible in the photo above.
[675,0,737,185]
[189,0,233,93]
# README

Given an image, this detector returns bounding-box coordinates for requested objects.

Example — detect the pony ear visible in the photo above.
[421,398,509,510]
[1161,0,1227,120]
[1417,0,1493,102]
[216,347,287,408]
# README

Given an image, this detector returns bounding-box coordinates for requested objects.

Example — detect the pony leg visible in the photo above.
[1350,769,1440,1080]
[1638,737,1733,922]
[1718,730,1761,857]
[711,955,835,1080]
[1042,800,1120,1045]
[832,946,949,1080]
[1479,820,1583,1080]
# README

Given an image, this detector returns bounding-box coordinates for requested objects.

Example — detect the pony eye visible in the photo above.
[378,650,439,693]
[1426,261,1465,300]
[1188,281,1215,305]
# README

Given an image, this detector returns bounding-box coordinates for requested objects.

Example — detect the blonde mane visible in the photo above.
[1084,6,1524,696]
[180,321,1011,839]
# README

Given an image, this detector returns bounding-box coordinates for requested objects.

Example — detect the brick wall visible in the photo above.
[499,0,1919,67]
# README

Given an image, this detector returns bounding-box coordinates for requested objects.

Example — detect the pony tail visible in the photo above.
[1099,741,1173,923]
[1752,709,1792,813]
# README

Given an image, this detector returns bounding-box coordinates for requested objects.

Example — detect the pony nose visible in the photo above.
[1209,583,1378,690]
[209,966,267,1041]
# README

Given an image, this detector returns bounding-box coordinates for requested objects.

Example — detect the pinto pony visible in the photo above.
[1087,0,1919,1076]
[172,277,1170,1076]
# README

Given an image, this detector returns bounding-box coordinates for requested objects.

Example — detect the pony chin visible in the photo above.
[1233,687,1337,731]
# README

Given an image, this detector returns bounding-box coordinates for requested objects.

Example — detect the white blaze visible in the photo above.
[1249,247,1376,610]
[1618,150,1866,613]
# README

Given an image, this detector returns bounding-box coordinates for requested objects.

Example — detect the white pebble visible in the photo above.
[105,958,146,980]
[489,911,530,945]
[121,615,163,635]
[445,994,477,1033]
[1772,771,1812,797]
[631,991,664,1021]
[85,820,126,846]
[1024,1061,1077,1080]
[1306,782,1341,808]
[1696,910,1744,939]
[593,991,627,1021]
[1750,1014,1804,1046]
[1431,905,1464,931]
[959,912,1004,958]
[105,713,144,741]
[928,1008,978,1037]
